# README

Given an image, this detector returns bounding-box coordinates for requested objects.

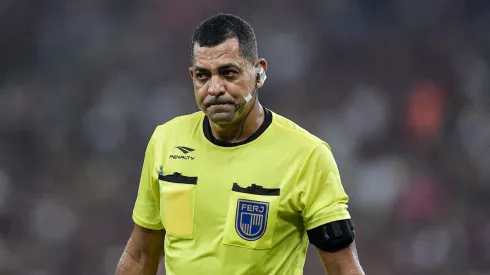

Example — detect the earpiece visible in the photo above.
[236,66,266,108]
[255,66,267,84]
[231,65,265,143]
[243,92,253,103]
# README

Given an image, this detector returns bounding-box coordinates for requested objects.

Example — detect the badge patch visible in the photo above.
[235,199,269,241]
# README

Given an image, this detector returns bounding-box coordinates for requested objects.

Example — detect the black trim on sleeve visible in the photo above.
[203,107,272,147]
[232,183,280,196]
[307,219,355,252]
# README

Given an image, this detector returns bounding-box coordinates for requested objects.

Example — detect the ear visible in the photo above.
[255,58,268,88]
[189,67,194,79]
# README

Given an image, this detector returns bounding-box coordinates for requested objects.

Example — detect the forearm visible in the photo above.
[115,250,160,275]
[115,226,165,275]
[319,242,364,275]
[324,265,365,275]
[115,250,143,275]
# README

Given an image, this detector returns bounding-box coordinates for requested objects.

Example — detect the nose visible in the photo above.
[207,75,225,96]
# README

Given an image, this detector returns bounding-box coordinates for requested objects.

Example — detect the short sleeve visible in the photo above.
[297,142,351,230]
[132,130,164,230]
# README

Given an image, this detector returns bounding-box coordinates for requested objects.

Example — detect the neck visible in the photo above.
[209,100,264,143]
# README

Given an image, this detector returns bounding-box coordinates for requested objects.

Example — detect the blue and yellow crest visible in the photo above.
[235,199,269,241]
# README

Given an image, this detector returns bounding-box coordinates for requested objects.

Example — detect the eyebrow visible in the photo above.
[194,63,241,72]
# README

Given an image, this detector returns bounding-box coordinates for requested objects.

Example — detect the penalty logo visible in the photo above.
[235,199,269,241]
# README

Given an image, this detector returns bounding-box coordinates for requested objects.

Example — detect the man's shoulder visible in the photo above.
[153,111,204,137]
[269,110,326,150]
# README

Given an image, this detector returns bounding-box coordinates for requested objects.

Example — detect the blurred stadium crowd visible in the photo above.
[1,0,489,274]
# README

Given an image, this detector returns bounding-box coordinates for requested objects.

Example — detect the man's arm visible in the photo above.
[296,143,364,274]
[115,224,165,275]
[318,242,364,275]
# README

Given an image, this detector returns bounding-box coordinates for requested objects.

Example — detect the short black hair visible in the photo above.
[190,13,258,64]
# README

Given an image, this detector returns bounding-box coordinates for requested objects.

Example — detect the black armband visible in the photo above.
[307,219,355,253]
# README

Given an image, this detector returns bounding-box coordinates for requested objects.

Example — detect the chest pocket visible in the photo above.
[159,172,197,239]
[222,183,280,250]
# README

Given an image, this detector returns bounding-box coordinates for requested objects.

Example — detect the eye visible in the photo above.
[196,72,209,81]
[222,70,238,78]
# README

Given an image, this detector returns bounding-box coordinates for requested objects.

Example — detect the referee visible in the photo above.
[115,13,364,275]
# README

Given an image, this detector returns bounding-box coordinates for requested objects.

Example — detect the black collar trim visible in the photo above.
[203,107,273,147]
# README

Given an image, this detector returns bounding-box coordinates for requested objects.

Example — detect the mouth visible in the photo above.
[207,103,234,107]
[206,103,235,113]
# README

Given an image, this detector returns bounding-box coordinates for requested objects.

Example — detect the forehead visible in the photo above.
[193,38,250,69]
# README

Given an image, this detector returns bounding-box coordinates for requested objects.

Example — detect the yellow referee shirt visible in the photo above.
[132,108,351,275]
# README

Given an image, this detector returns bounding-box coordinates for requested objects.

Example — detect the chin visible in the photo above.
[207,111,236,124]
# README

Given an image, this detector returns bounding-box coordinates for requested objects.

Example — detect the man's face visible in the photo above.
[190,38,262,124]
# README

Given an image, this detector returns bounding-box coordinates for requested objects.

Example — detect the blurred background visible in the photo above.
[1,0,490,274]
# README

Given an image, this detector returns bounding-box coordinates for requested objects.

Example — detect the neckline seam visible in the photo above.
[202,107,273,148]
